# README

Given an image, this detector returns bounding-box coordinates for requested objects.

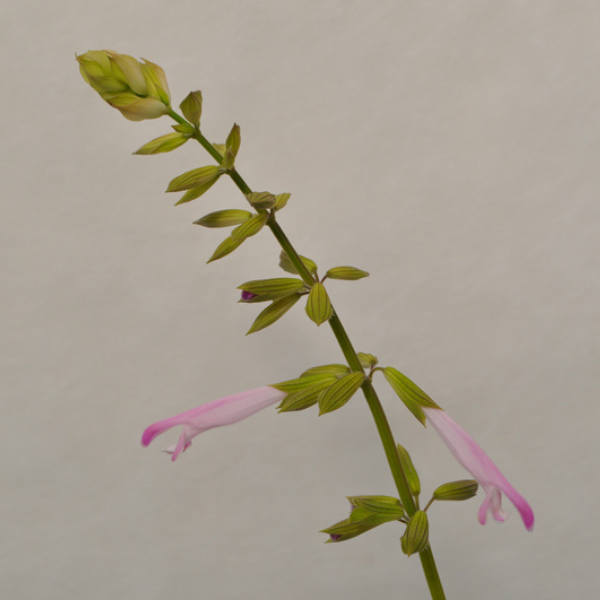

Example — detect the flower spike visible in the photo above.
[423,407,534,531]
[142,386,285,461]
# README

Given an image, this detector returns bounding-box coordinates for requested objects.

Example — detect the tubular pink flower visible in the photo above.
[423,407,534,531]
[142,386,286,461]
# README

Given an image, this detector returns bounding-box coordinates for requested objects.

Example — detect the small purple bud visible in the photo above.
[329,534,342,542]
[240,290,258,302]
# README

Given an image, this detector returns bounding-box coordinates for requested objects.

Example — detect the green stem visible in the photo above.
[172,113,445,599]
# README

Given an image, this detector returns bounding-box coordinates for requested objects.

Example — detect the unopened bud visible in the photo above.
[433,480,478,502]
[401,511,429,556]
[77,50,171,121]
[180,91,203,125]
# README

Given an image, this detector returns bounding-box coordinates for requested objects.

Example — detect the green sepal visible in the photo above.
[207,235,244,263]
[213,143,226,155]
[174,177,220,205]
[318,372,365,415]
[171,122,196,135]
[194,210,253,228]
[279,250,318,276]
[432,480,478,502]
[357,352,378,369]
[305,282,332,326]
[179,91,202,125]
[238,278,306,301]
[347,496,406,521]
[301,364,351,377]
[325,266,370,280]
[246,294,301,334]
[166,165,222,192]
[396,444,421,497]
[383,367,440,426]
[272,372,338,393]
[401,511,429,556]
[221,150,235,170]
[246,191,276,209]
[321,517,382,543]
[277,379,336,412]
[132,132,189,155]
[231,213,269,241]
[221,124,241,170]
[273,193,291,211]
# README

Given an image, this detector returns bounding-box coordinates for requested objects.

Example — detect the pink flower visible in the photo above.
[423,407,534,531]
[142,386,286,461]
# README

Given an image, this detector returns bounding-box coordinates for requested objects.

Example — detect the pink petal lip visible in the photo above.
[423,407,534,531]
[142,386,286,461]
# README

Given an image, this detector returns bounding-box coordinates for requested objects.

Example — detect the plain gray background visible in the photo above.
[2,1,599,598]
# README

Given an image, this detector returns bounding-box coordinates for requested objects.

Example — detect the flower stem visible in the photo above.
[174,113,446,599]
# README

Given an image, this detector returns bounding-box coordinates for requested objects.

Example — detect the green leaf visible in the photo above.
[305,282,332,326]
[318,372,365,415]
[273,193,291,211]
[277,379,336,412]
[174,177,220,205]
[207,235,244,263]
[357,353,378,369]
[246,191,276,209]
[238,278,306,300]
[272,372,338,393]
[194,209,253,228]
[133,132,189,155]
[383,367,440,426]
[180,91,202,125]
[246,294,301,334]
[396,444,421,497]
[231,213,269,241]
[325,266,369,280]
[301,364,351,377]
[166,165,221,192]
[279,250,318,276]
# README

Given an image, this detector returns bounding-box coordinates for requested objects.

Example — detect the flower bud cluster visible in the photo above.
[77,50,171,121]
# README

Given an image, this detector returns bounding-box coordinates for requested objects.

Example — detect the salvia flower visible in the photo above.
[423,407,534,531]
[142,386,285,461]
[77,50,171,121]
